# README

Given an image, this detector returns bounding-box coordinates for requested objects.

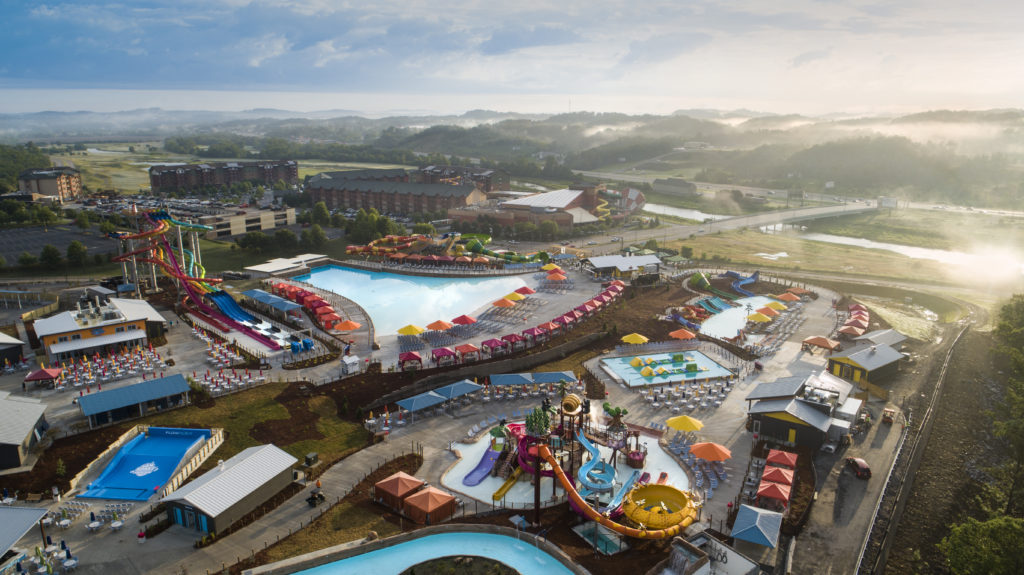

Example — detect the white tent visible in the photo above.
[342,355,361,375]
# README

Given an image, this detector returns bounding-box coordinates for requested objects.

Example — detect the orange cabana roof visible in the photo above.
[786,286,812,295]
[774,292,801,302]
[473,256,490,264]
[757,479,792,503]
[802,336,840,351]
[374,471,424,509]
[402,486,457,525]
[315,306,336,316]
[455,343,479,354]
[546,273,567,281]
[766,449,799,468]
[335,320,362,331]
[669,328,697,340]
[761,465,794,485]
[427,320,454,331]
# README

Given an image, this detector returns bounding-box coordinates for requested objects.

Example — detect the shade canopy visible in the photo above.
[308,299,330,309]
[802,336,840,351]
[756,307,780,317]
[621,333,649,344]
[473,256,490,264]
[787,286,812,295]
[454,343,479,355]
[690,442,732,461]
[541,263,562,271]
[374,471,424,509]
[774,292,801,302]
[746,312,773,323]
[849,303,867,311]
[434,379,482,400]
[451,314,477,325]
[319,313,342,322]
[503,292,525,301]
[431,347,456,359]
[731,504,784,548]
[757,479,792,503]
[761,465,794,485]
[838,325,865,336]
[395,391,446,412]
[546,273,568,281]
[606,284,624,293]
[536,321,560,331]
[402,486,457,525]
[765,301,788,311]
[574,305,593,314]
[514,286,537,295]
[455,256,472,263]
[493,298,516,308]
[522,327,547,337]
[665,415,704,432]
[766,449,799,468]
[501,333,524,343]
[314,306,336,316]
[335,320,362,331]
[398,351,422,363]
[427,320,454,331]
[844,318,869,329]
[25,368,62,381]
[669,328,697,340]
[481,338,506,349]
[397,324,427,336]
[609,279,626,286]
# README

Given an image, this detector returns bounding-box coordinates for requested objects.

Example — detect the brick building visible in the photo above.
[419,165,510,192]
[149,161,298,194]
[305,168,486,215]
[18,167,82,203]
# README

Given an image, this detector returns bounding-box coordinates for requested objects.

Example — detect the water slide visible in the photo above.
[492,467,523,500]
[208,291,257,324]
[537,444,696,539]
[464,239,546,263]
[601,469,642,515]
[577,431,616,493]
[672,315,702,331]
[697,300,720,315]
[463,447,502,486]
[710,297,735,310]
[724,270,759,297]
[517,435,556,477]
[595,198,611,220]
[346,234,431,255]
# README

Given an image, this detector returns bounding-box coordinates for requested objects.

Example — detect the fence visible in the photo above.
[159,428,225,499]
[67,425,145,493]
[20,300,58,322]
[854,324,969,574]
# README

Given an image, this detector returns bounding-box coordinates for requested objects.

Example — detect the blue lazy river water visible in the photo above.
[295,265,527,335]
[295,532,575,575]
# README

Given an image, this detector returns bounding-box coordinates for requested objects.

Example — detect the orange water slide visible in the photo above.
[537,444,695,539]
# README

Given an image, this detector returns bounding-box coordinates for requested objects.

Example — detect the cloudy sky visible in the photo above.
[1,0,1020,115]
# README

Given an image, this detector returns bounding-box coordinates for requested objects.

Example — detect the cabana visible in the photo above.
[241,289,304,321]
[431,347,456,367]
[575,304,595,316]
[308,299,330,310]
[569,309,585,320]
[454,256,472,264]
[501,333,526,352]
[427,320,454,332]
[766,449,799,469]
[844,318,869,329]
[399,351,423,371]
[756,307,780,317]
[395,391,446,421]
[764,301,788,311]
[552,315,573,331]
[669,328,697,340]
[848,303,867,312]
[536,321,560,336]
[303,296,326,310]
[403,486,457,525]
[405,254,424,264]
[298,292,321,307]
[756,480,792,508]
[314,305,336,316]
[25,367,62,388]
[838,325,865,337]
[761,465,794,485]
[515,286,537,295]
[434,379,482,401]
[373,471,424,510]
[454,343,480,362]
[488,373,533,387]
[481,338,508,357]
[731,505,784,548]
[318,313,342,330]
[388,252,408,261]
[802,336,840,352]
[521,326,548,345]
[472,256,490,266]
[605,284,624,293]
[746,312,772,323]
[271,282,289,295]
[436,255,455,265]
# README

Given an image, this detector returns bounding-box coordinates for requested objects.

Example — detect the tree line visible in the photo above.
[0,143,51,193]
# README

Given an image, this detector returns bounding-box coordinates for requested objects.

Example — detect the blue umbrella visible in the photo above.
[45,535,51,546]
[59,540,66,550]
[2,487,8,498]
[64,549,71,560]
[15,561,21,573]
[89,511,95,522]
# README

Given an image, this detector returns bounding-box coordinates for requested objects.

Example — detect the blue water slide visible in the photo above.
[208,291,257,324]
[576,431,616,493]
[711,297,734,310]
[698,300,720,314]
[672,314,702,331]
[728,270,759,297]
[601,469,642,514]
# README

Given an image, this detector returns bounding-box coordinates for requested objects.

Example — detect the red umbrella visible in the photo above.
[451,315,477,325]
[515,286,537,295]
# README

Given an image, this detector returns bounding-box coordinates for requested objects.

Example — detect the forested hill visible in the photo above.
[0,143,50,193]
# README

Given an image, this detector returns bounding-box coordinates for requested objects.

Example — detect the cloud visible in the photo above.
[479,25,579,55]
[246,34,292,67]
[790,48,832,68]
[619,32,712,66]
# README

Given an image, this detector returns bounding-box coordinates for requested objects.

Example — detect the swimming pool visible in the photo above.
[294,532,576,575]
[699,295,777,339]
[78,427,211,501]
[295,265,527,335]
[601,351,733,387]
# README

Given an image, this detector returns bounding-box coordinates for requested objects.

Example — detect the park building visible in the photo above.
[196,207,296,239]
[448,184,612,231]
[0,391,48,470]
[148,161,298,194]
[31,298,166,363]
[418,165,510,192]
[17,167,82,204]
[306,174,486,215]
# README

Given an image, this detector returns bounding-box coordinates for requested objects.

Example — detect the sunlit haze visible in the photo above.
[1,0,1020,115]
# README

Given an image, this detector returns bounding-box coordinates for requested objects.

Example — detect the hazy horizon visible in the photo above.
[2,1,1020,117]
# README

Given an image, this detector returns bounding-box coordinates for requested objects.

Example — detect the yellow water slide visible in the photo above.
[492,467,523,500]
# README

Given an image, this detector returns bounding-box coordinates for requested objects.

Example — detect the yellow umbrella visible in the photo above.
[541,263,561,271]
[397,324,427,336]
[503,292,526,301]
[765,301,788,311]
[666,415,704,432]
[746,312,772,323]
[621,333,649,344]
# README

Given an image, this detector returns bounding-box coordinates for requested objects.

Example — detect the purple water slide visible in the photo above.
[152,219,280,350]
[517,435,557,477]
[463,448,501,486]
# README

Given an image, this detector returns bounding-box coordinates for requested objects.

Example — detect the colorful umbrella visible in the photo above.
[668,328,697,340]
[514,286,537,295]
[621,333,649,344]
[503,292,525,301]
[493,298,516,308]
[427,320,454,331]
[690,442,732,461]
[666,415,704,432]
[397,324,427,336]
[451,314,477,325]
[335,320,362,331]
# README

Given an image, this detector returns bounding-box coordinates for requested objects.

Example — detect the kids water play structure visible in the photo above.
[110,210,281,350]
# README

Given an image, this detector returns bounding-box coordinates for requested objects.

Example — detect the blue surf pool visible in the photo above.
[295,532,575,575]
[79,427,210,501]
[295,265,528,335]
[601,351,733,387]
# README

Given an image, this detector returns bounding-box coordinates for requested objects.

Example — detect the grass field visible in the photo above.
[802,208,1024,250]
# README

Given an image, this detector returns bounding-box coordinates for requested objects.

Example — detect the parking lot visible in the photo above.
[0,225,117,267]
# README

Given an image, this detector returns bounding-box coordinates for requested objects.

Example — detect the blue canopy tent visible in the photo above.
[731,504,784,548]
[434,379,482,401]
[530,371,577,384]
[241,289,302,316]
[396,391,446,422]
[489,373,533,387]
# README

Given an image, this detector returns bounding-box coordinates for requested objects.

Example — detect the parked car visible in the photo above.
[845,457,871,479]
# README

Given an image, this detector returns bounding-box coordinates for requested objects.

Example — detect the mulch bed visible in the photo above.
[251,382,327,445]
[3,424,131,496]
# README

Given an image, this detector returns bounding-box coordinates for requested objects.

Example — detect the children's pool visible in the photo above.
[295,265,527,334]
[601,351,733,387]
[699,295,777,339]
[294,532,575,575]
[78,427,210,501]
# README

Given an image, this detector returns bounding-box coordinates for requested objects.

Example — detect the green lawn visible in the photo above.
[802,208,1024,250]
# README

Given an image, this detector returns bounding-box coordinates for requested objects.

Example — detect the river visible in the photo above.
[642,203,729,222]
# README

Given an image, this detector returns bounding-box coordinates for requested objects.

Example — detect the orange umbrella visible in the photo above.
[774,292,801,302]
[493,298,516,308]
[546,273,567,281]
[335,320,362,331]
[756,306,780,317]
[690,442,732,461]
[669,328,697,340]
[427,320,454,331]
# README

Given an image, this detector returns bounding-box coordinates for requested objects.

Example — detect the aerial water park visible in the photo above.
[345,232,548,264]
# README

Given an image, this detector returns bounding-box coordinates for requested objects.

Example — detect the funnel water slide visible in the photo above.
[576,431,615,493]
[537,444,696,539]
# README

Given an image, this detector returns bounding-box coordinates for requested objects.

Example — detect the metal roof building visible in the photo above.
[78,374,191,429]
[0,392,47,470]
[161,444,297,534]
[0,507,48,559]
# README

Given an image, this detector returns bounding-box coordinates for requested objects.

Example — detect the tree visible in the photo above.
[18,252,37,267]
[66,241,88,267]
[40,244,62,267]
[939,516,1024,575]
[274,229,299,252]
[99,221,116,235]
[644,239,659,250]
[273,179,289,191]
[33,206,58,226]
[330,213,347,228]
[311,201,331,226]
[308,224,328,248]
[539,220,559,241]
[411,223,436,235]
[74,210,91,230]
[513,222,538,240]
